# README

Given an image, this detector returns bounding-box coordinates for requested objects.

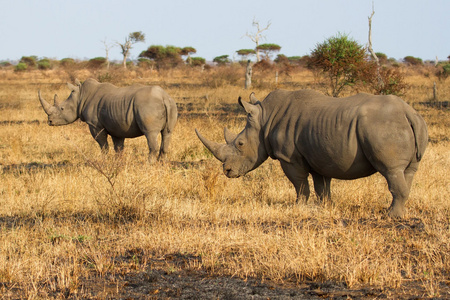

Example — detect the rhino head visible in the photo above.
[195,93,269,178]
[38,79,81,126]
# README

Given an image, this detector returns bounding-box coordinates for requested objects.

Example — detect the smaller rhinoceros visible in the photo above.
[196,90,428,218]
[39,78,177,161]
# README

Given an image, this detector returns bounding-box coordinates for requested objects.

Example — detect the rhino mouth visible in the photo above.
[223,164,242,178]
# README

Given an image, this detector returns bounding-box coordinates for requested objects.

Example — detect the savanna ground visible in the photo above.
[0,65,449,299]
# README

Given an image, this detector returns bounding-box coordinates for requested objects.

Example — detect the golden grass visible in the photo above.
[0,67,448,298]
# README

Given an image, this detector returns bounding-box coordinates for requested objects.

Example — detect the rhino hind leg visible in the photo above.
[158,130,172,161]
[311,173,331,203]
[144,130,160,163]
[384,169,411,218]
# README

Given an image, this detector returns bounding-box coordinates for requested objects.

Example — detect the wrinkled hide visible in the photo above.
[196,89,428,218]
[39,78,178,161]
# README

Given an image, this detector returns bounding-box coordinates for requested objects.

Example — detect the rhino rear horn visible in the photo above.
[53,94,60,106]
[224,127,237,144]
[38,90,52,115]
[195,129,226,162]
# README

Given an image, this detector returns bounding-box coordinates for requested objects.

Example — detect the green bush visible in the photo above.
[190,57,205,67]
[309,33,367,97]
[37,59,52,70]
[87,57,107,69]
[15,62,28,72]
[60,58,75,68]
[403,56,423,66]
[19,56,37,68]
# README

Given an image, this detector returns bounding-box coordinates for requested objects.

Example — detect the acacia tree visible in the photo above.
[256,43,281,61]
[244,18,271,62]
[236,49,256,62]
[309,33,367,97]
[117,31,145,69]
[180,47,197,65]
[139,45,183,69]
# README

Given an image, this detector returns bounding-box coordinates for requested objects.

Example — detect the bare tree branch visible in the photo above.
[367,3,384,92]
[243,18,271,62]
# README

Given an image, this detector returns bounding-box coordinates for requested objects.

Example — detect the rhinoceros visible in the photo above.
[39,78,177,161]
[196,89,428,218]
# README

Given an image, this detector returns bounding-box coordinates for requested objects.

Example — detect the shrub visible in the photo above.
[60,58,75,68]
[37,59,52,70]
[403,56,423,66]
[436,63,450,81]
[14,62,28,72]
[309,33,367,97]
[190,57,206,67]
[19,56,37,68]
[87,57,107,69]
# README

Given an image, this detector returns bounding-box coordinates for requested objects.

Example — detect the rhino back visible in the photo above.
[261,90,419,179]
[80,83,166,138]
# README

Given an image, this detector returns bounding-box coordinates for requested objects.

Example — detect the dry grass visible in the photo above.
[0,67,449,298]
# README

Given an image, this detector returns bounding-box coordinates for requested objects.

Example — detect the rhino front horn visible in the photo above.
[38,90,52,115]
[195,129,226,162]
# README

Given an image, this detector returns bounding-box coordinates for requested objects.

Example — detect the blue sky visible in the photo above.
[0,0,448,62]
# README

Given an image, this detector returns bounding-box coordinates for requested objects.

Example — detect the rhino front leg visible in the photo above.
[111,136,125,153]
[311,172,331,203]
[89,126,109,154]
[280,161,310,203]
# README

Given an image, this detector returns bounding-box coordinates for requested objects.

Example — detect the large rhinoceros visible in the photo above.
[39,78,177,161]
[196,89,428,218]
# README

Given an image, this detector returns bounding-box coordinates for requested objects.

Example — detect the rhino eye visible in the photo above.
[237,140,244,146]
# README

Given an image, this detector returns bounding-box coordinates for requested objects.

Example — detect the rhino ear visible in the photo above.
[238,97,259,116]
[67,83,77,91]
[249,92,260,104]
[74,78,81,86]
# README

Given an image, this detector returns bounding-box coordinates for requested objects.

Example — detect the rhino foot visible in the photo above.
[387,206,405,219]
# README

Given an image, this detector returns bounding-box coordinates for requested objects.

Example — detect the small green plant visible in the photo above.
[37,59,52,70]
[14,62,27,72]
[403,56,423,66]
[87,57,107,69]
[190,57,206,67]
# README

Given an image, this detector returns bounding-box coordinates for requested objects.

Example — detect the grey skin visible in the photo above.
[196,89,428,218]
[39,78,177,161]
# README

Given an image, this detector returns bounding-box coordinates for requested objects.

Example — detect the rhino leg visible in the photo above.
[144,131,160,163]
[111,136,125,153]
[89,126,109,154]
[158,130,172,161]
[311,172,331,203]
[384,169,411,218]
[280,161,310,203]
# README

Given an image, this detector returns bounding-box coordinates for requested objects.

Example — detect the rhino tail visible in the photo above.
[162,95,178,134]
[406,109,428,162]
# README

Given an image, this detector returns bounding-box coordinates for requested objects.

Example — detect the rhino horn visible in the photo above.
[195,129,226,162]
[38,90,52,115]
[53,94,60,106]
[224,127,237,144]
